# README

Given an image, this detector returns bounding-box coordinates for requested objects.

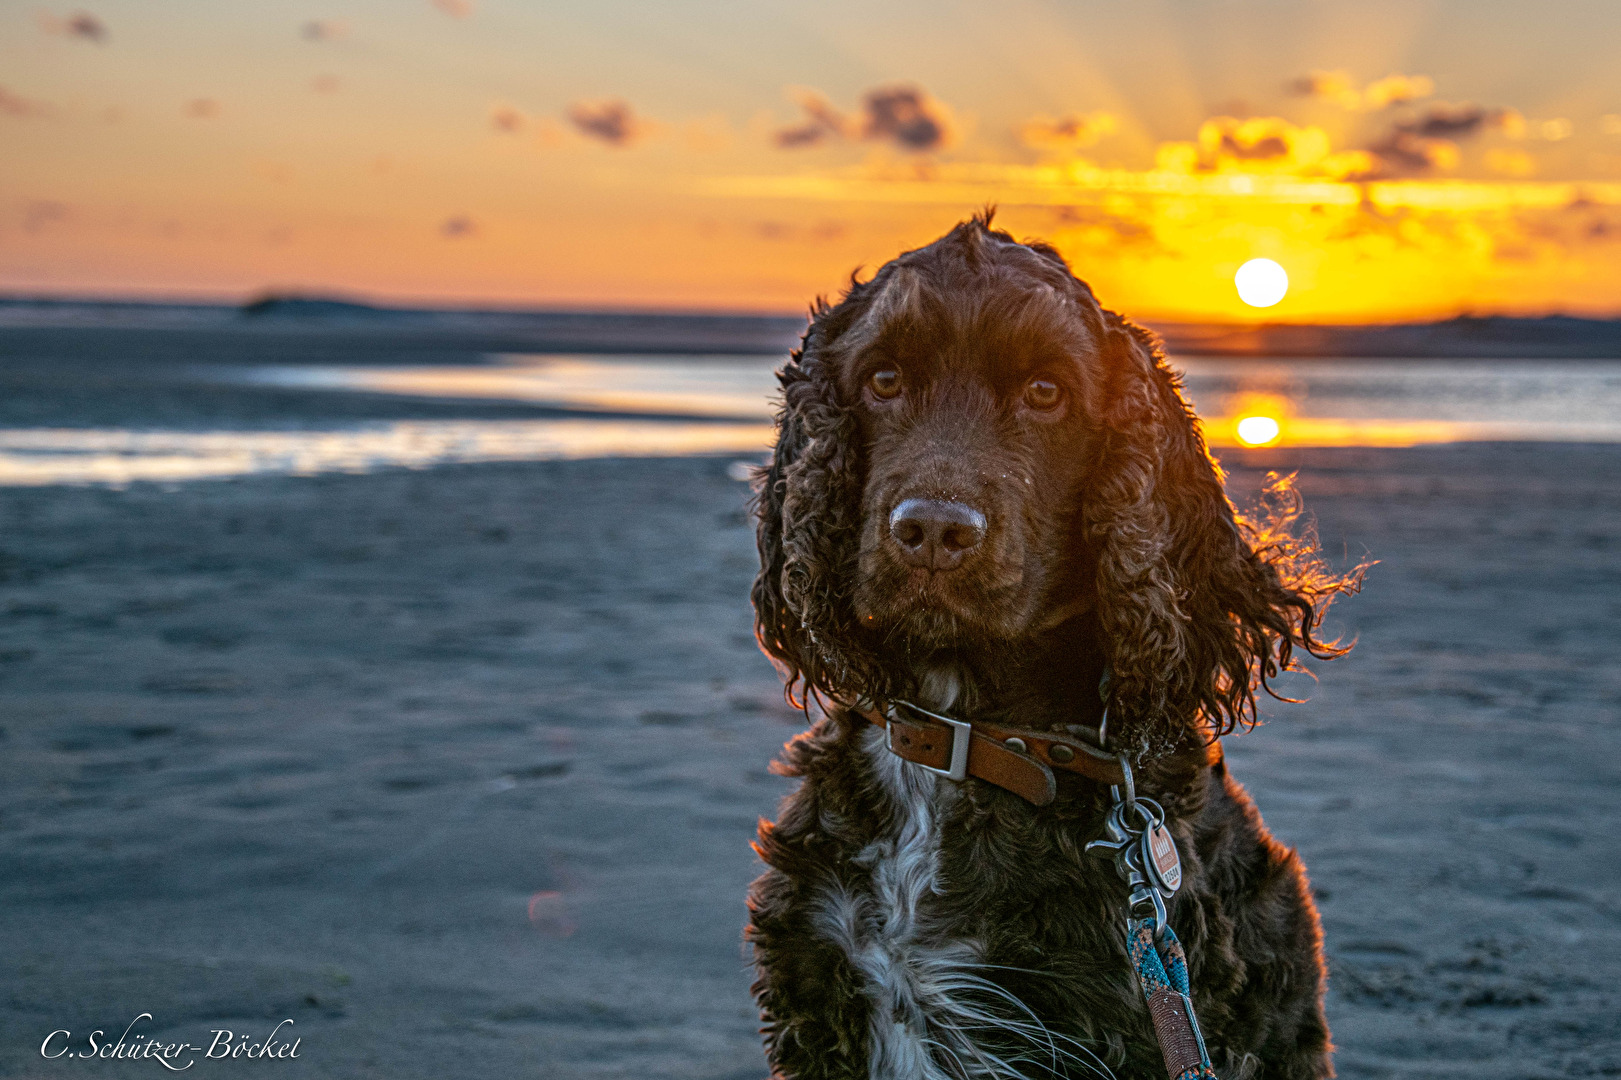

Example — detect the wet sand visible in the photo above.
[1,444,1618,1078]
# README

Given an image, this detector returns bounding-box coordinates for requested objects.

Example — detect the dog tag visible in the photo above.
[1145,821,1182,894]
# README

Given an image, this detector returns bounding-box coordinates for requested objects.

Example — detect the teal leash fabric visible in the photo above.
[1086,742,1218,1080]
[1128,918,1217,1080]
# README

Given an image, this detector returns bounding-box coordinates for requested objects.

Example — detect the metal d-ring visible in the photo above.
[1128,796,1165,833]
[1110,753,1136,809]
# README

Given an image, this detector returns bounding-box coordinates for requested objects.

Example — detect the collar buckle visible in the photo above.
[888,700,971,781]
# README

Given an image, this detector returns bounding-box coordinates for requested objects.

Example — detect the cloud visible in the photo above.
[773,89,850,148]
[1363,74,1435,109]
[1287,70,1361,110]
[772,83,954,152]
[1396,102,1494,139]
[1288,70,1434,111]
[1156,116,1375,179]
[753,219,847,243]
[440,215,477,238]
[566,99,644,146]
[710,98,1621,319]
[185,98,220,119]
[311,74,341,94]
[38,10,107,42]
[1495,109,1528,139]
[1021,111,1118,151]
[861,85,953,150]
[1365,131,1458,173]
[0,86,52,118]
[490,104,525,133]
[1362,103,1521,176]
[301,19,348,41]
[23,200,69,233]
[431,0,474,16]
[1537,117,1572,141]
[1049,205,1158,249]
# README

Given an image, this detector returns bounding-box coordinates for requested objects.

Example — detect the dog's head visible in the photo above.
[752,215,1355,751]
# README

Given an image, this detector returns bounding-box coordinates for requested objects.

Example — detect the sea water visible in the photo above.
[2,354,1619,486]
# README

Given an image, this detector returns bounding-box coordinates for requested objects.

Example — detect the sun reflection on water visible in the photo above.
[4,356,1621,487]
[0,421,774,487]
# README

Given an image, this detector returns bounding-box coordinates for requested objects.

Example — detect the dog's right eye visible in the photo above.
[1023,377,1062,411]
[868,370,902,400]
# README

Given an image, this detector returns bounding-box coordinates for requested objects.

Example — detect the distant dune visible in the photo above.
[0,294,808,355]
[4,294,1621,357]
[1152,315,1621,359]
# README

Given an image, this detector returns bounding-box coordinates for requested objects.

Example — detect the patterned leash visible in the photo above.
[1087,755,1218,1080]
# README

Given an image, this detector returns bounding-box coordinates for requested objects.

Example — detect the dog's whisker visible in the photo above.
[906,962,1117,1080]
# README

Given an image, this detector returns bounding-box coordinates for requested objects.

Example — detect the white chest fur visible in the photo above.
[809,726,1113,1080]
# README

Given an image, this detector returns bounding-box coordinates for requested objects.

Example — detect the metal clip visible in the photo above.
[1086,754,1182,941]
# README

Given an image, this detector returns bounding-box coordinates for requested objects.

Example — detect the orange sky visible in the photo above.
[5,0,1621,320]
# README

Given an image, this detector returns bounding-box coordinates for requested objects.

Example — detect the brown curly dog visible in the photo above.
[745,214,1360,1080]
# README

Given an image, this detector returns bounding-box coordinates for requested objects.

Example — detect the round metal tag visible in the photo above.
[1146,821,1182,893]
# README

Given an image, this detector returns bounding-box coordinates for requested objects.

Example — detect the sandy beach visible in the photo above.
[12,0,1621,1072]
[0,436,1616,1078]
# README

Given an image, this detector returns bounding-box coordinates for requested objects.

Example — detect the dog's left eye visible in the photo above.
[1023,378,1062,410]
[869,369,903,400]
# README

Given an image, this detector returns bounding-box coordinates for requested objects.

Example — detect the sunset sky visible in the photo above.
[6,0,1621,320]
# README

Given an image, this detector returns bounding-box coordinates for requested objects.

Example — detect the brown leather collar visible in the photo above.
[854,700,1126,807]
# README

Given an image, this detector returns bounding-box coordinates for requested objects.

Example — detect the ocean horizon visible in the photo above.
[2,311,1621,485]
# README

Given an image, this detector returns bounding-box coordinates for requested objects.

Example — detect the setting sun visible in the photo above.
[1235,415,1283,446]
[1235,260,1290,309]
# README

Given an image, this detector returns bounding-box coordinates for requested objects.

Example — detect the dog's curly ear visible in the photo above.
[751,301,877,709]
[1086,317,1357,754]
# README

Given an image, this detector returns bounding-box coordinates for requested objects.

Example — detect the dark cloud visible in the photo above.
[37,10,108,41]
[1287,70,1357,105]
[862,85,951,150]
[440,215,476,238]
[1362,103,1518,176]
[1365,132,1451,173]
[1221,132,1288,160]
[0,86,51,118]
[23,201,69,233]
[1396,103,1493,139]
[773,84,953,152]
[1050,205,1159,250]
[1021,111,1117,150]
[774,126,826,148]
[1287,71,1433,110]
[301,19,348,41]
[773,90,848,148]
[567,99,642,146]
[66,11,105,40]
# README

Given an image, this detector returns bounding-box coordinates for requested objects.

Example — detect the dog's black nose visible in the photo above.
[888,499,987,570]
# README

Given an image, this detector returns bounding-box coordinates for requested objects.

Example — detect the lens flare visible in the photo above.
[1235,415,1282,446]
[1235,259,1289,308]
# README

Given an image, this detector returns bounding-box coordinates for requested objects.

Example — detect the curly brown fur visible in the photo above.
[747,214,1361,1080]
